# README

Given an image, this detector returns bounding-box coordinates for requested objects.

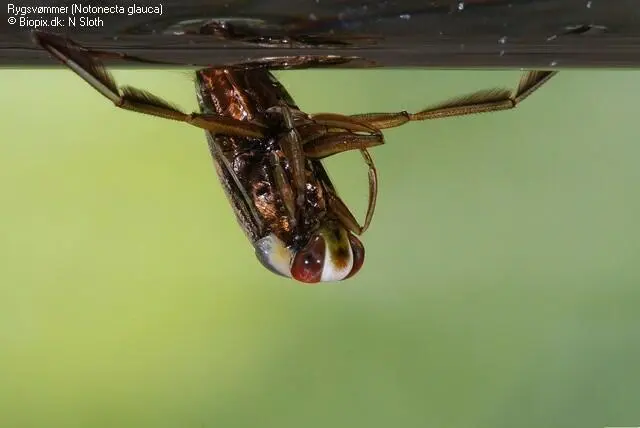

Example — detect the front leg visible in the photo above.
[299,113,384,236]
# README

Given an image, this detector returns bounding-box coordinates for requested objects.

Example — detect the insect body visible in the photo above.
[33,31,557,283]
[195,68,376,282]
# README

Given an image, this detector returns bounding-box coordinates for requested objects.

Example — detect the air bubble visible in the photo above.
[457,2,464,10]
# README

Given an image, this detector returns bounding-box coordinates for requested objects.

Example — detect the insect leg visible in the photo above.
[297,112,384,158]
[84,48,184,66]
[302,133,383,159]
[308,113,382,134]
[311,148,377,235]
[278,106,307,211]
[327,192,365,235]
[297,113,383,235]
[350,70,557,130]
[270,151,297,222]
[32,31,267,138]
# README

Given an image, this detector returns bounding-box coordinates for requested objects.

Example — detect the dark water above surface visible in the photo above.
[2,0,640,68]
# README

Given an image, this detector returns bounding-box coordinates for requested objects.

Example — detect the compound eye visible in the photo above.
[344,234,365,280]
[291,235,326,283]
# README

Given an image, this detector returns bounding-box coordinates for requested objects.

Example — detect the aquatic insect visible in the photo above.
[32,31,557,283]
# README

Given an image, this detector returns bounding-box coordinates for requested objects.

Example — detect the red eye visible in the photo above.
[344,234,365,279]
[291,235,325,283]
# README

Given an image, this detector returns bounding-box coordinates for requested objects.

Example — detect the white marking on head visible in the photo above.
[254,234,293,278]
[319,227,354,282]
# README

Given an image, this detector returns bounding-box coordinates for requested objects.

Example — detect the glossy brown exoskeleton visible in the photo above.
[33,31,557,283]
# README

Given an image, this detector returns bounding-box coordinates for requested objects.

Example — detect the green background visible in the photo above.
[1,68,639,427]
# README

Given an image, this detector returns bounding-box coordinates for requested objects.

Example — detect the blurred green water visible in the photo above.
[1,68,639,428]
